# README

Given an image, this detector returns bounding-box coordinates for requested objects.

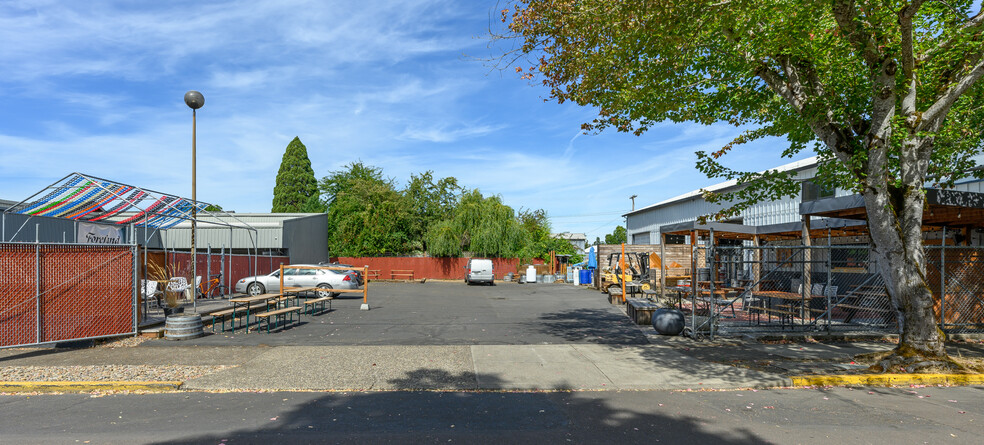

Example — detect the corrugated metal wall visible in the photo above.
[161,213,323,251]
[283,214,329,264]
[626,164,862,244]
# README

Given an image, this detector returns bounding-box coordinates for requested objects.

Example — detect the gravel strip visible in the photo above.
[0,365,233,382]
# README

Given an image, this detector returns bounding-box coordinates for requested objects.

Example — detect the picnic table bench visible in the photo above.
[304,296,333,315]
[626,298,660,325]
[391,270,414,281]
[255,306,302,333]
[207,308,241,333]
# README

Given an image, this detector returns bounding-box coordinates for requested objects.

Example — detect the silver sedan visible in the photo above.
[234,265,359,298]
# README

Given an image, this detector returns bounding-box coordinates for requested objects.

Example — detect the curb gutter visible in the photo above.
[791,374,984,387]
[0,381,183,393]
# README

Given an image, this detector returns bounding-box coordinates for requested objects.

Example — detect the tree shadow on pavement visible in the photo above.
[149,368,768,444]
[533,308,790,389]
[532,308,650,345]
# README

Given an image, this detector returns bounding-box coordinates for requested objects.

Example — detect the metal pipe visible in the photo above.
[35,243,41,343]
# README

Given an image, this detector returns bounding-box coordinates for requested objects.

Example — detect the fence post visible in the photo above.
[826,231,832,329]
[708,228,716,339]
[940,227,947,332]
[132,244,138,334]
[35,243,41,343]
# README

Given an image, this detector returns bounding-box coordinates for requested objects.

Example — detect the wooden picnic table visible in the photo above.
[229,293,283,333]
[751,290,827,322]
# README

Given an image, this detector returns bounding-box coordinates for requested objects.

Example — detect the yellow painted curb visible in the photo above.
[791,374,984,387]
[0,381,183,393]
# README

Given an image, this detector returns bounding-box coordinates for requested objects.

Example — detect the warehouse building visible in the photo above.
[625,156,984,245]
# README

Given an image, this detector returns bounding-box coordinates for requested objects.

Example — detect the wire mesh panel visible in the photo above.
[927,246,984,333]
[0,244,38,346]
[0,243,135,348]
[692,244,899,338]
[40,245,134,343]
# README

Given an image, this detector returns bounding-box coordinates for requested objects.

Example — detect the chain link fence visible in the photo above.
[0,242,136,348]
[667,244,907,338]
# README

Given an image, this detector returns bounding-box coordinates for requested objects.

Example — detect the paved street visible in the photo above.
[1,387,982,444]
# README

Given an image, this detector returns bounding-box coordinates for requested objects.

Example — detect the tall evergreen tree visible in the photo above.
[272,137,318,212]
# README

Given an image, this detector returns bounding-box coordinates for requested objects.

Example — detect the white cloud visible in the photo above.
[399,124,504,143]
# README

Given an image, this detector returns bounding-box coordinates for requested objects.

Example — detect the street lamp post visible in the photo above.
[184,91,204,313]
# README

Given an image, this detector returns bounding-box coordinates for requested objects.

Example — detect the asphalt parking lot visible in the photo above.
[140,281,649,347]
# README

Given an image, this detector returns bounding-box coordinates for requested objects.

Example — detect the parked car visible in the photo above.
[320,262,363,285]
[465,258,495,285]
[235,264,360,298]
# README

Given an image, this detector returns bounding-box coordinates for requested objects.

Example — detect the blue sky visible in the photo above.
[0,0,800,242]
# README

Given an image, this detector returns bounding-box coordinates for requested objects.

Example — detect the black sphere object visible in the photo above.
[652,308,685,335]
[184,90,205,109]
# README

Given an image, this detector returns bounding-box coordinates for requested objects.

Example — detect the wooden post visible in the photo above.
[620,243,626,303]
[753,235,761,292]
[279,264,284,295]
[660,233,666,299]
[801,216,812,320]
[361,265,370,310]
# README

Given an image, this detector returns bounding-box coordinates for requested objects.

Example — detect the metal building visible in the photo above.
[624,156,984,245]
[159,213,328,264]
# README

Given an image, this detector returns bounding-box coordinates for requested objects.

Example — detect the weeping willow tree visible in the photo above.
[425,189,528,257]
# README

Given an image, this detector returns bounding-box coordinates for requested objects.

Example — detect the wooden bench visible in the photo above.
[255,306,302,333]
[626,298,660,325]
[835,303,892,313]
[391,270,414,281]
[749,306,798,324]
[206,308,240,333]
[304,297,333,315]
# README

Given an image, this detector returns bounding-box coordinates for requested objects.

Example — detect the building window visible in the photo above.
[802,179,835,202]
[664,234,686,244]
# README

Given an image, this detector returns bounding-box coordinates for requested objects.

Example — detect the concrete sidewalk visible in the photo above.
[2,337,983,392]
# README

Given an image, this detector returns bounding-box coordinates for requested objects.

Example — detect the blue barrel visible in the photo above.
[578,269,592,285]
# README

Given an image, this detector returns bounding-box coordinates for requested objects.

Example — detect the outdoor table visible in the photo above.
[666,285,691,310]
[694,288,737,317]
[229,293,282,333]
[752,290,826,323]
[280,286,320,305]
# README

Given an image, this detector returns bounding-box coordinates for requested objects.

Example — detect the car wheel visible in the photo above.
[316,283,337,298]
[247,282,265,296]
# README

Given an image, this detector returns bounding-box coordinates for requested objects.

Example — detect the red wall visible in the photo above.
[334,257,545,280]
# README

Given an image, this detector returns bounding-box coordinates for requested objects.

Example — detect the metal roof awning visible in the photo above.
[755,218,868,240]
[800,189,984,228]
[659,221,759,240]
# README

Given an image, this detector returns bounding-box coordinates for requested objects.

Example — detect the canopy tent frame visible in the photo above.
[2,172,261,316]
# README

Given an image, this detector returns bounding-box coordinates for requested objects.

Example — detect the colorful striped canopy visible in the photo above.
[7,173,212,229]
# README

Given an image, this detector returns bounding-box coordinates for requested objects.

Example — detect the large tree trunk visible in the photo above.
[863,177,948,370]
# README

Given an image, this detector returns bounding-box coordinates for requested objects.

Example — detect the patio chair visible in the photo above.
[166,277,191,300]
[141,280,163,308]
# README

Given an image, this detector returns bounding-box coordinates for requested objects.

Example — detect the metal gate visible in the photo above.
[0,242,136,348]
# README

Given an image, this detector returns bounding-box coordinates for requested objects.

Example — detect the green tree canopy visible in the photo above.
[604,226,626,245]
[504,0,984,366]
[426,189,528,257]
[272,137,319,213]
[405,171,462,252]
[320,162,412,256]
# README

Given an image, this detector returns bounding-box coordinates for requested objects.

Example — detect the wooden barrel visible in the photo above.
[164,314,204,340]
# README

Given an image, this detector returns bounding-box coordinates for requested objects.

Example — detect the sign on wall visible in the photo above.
[78,222,123,244]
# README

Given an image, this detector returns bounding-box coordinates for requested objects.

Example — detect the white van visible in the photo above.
[465,258,495,285]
